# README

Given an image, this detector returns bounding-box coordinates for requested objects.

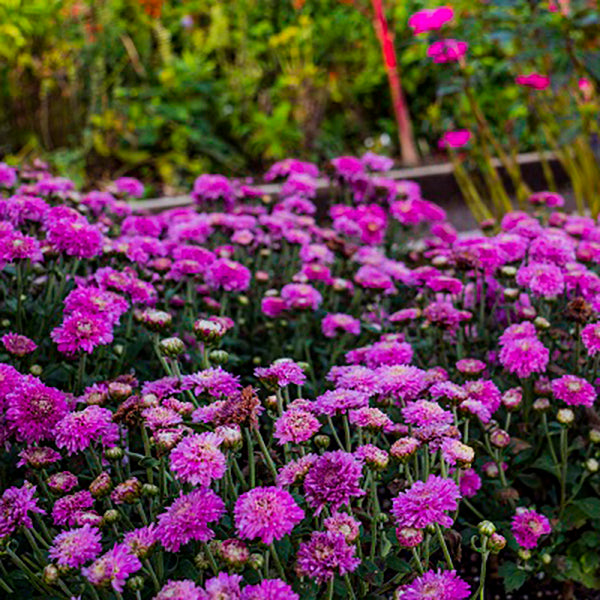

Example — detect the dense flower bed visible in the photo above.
[0,156,599,599]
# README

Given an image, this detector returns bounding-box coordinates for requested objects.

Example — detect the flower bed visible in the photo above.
[0,156,599,599]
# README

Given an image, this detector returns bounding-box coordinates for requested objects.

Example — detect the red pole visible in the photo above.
[370,0,419,165]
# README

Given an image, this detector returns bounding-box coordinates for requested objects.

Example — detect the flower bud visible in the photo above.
[127,576,145,591]
[105,447,124,462]
[503,288,520,301]
[586,458,599,473]
[0,319,10,328]
[103,509,121,524]
[557,408,575,425]
[502,387,522,410]
[590,429,600,444]
[90,472,112,498]
[193,319,226,344]
[390,437,420,461]
[159,336,185,357]
[141,309,172,332]
[264,395,278,410]
[396,527,423,548]
[43,564,59,584]
[108,381,132,401]
[518,548,532,561]
[533,398,550,412]
[220,539,250,569]
[111,478,142,504]
[314,434,331,450]
[478,521,496,537]
[248,553,264,570]
[142,483,160,497]
[500,266,516,277]
[29,364,43,376]
[215,425,243,451]
[541,552,552,565]
[490,429,510,449]
[209,349,229,365]
[488,532,506,553]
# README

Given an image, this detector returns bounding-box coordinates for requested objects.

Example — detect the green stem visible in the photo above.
[254,427,278,481]
[435,523,454,570]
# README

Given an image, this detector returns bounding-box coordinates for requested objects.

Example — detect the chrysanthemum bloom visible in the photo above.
[516,73,550,90]
[47,471,79,494]
[156,489,225,552]
[499,321,538,346]
[303,451,365,514]
[114,177,144,198]
[274,409,321,445]
[52,490,95,527]
[261,296,287,317]
[280,283,323,310]
[0,231,43,263]
[552,375,596,407]
[276,454,318,486]
[1,333,36,357]
[141,406,183,431]
[111,478,142,504]
[64,286,128,325]
[234,486,304,545]
[0,162,17,187]
[17,446,61,469]
[516,263,564,298]
[49,524,102,569]
[264,158,319,181]
[255,358,306,387]
[408,6,453,34]
[463,379,502,414]
[441,438,474,467]
[321,313,361,338]
[392,475,460,529]
[398,569,471,600]
[582,323,600,356]
[205,258,251,292]
[390,437,420,460]
[182,367,241,399]
[51,311,114,355]
[55,406,119,454]
[499,337,549,379]
[402,400,453,427]
[511,508,551,549]
[169,432,227,487]
[529,232,575,266]
[355,444,389,471]
[241,579,299,600]
[439,130,471,149]
[378,365,428,401]
[0,483,44,538]
[154,579,204,600]
[123,524,158,559]
[6,376,68,443]
[456,358,486,376]
[192,174,235,209]
[82,543,142,592]
[348,407,392,432]
[202,572,242,599]
[327,365,382,396]
[331,155,365,180]
[46,216,104,259]
[347,339,413,369]
[296,531,360,583]
[459,468,482,498]
[427,39,468,63]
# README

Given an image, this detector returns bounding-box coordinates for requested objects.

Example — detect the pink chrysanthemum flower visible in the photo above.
[192,174,235,208]
[6,376,68,443]
[321,313,361,338]
[255,358,306,387]
[281,283,323,310]
[511,508,551,549]
[348,407,393,432]
[516,263,564,298]
[303,451,365,514]
[552,375,596,407]
[463,379,502,414]
[51,311,114,355]
[398,569,471,600]
[169,432,227,487]
[114,177,144,198]
[55,406,119,455]
[202,572,242,599]
[0,483,44,538]
[49,524,102,569]
[154,579,203,600]
[581,323,600,356]
[234,486,304,545]
[441,438,474,467]
[296,531,360,583]
[402,400,453,427]
[17,446,61,469]
[123,524,158,559]
[156,489,225,552]
[459,468,482,498]
[64,286,128,325]
[276,454,318,486]
[392,475,460,529]
[327,366,382,396]
[427,39,468,63]
[205,258,251,292]
[346,339,413,368]
[83,542,142,592]
[46,216,104,259]
[499,321,538,346]
[377,365,428,401]
[1,333,36,357]
[242,579,299,600]
[274,409,321,445]
[324,512,361,543]
[47,471,79,494]
[181,367,241,398]
[456,358,486,375]
[52,490,95,527]
[499,337,549,379]
[313,389,370,416]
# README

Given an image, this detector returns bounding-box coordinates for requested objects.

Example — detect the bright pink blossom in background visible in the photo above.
[516,73,550,90]
[408,6,454,34]
[427,39,468,63]
[439,130,471,149]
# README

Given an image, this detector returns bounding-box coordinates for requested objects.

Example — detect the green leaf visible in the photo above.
[498,561,527,593]
[575,498,600,519]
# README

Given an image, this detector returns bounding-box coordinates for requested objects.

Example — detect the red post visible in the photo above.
[370,0,419,165]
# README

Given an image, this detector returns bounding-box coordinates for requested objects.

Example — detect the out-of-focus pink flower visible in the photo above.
[515,73,550,90]
[427,39,467,63]
[408,6,454,34]
[439,130,471,149]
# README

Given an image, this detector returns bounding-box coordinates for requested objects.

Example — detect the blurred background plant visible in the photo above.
[1,0,599,204]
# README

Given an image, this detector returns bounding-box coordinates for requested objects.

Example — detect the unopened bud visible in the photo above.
[103,509,120,524]
[29,364,43,376]
[314,435,331,450]
[127,575,145,591]
[478,521,496,537]
[586,458,599,473]
[209,349,229,365]
[557,408,575,425]
[43,564,59,584]
[488,532,506,553]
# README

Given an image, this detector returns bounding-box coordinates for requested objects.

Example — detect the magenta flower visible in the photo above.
[0,483,44,538]
[280,283,322,310]
[264,158,319,181]
[408,6,454,34]
[82,543,142,592]
[499,337,549,379]
[169,432,227,486]
[303,451,365,514]
[51,312,114,355]
[427,39,468,63]
[55,406,119,454]
[552,375,596,407]
[255,358,306,387]
[516,73,550,90]
[234,486,304,545]
[49,524,102,569]
[296,531,360,583]
[392,475,460,529]
[0,163,17,187]
[203,572,242,599]
[399,569,471,600]
[274,409,321,444]
[321,313,360,338]
[52,490,95,527]
[192,174,235,209]
[512,508,551,549]
[241,579,299,600]
[439,130,471,149]
[582,323,600,356]
[156,489,225,552]
[459,468,482,498]
[114,177,145,198]
[154,580,204,600]
[205,258,251,292]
